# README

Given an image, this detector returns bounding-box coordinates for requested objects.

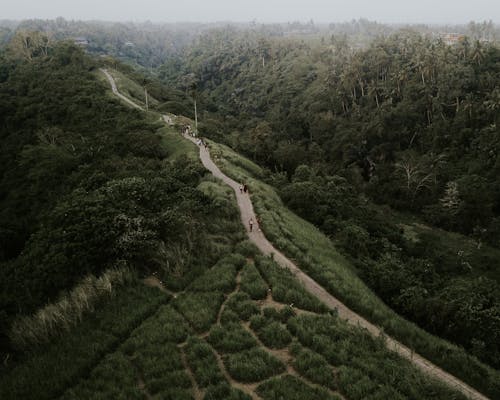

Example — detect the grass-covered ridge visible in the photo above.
[207,139,500,399]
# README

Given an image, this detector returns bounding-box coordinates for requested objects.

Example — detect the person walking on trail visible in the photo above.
[239,184,243,194]
[256,216,262,232]
[243,184,248,193]
[249,218,254,232]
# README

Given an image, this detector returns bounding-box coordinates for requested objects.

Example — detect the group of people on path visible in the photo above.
[196,137,208,149]
[239,183,248,194]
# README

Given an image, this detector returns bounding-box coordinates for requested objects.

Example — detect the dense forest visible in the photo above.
[1,20,500,398]
[158,27,500,369]
[0,37,232,362]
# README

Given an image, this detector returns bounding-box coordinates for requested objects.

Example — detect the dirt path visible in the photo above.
[179,345,203,400]
[100,68,144,111]
[102,71,489,400]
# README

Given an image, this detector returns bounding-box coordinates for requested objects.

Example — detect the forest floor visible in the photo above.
[103,70,490,400]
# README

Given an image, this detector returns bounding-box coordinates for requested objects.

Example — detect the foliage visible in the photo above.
[288,314,468,400]
[8,267,135,350]
[173,291,224,333]
[255,256,329,313]
[185,336,226,388]
[239,262,268,300]
[289,344,337,390]
[207,322,258,353]
[209,141,500,398]
[224,292,260,321]
[0,285,166,400]
[249,315,292,349]
[203,383,252,400]
[256,375,340,400]
[223,348,285,383]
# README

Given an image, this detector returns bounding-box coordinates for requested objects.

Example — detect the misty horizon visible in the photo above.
[2,0,500,25]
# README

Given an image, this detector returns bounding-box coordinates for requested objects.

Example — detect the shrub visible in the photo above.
[188,261,237,293]
[291,346,337,390]
[203,383,252,400]
[225,292,260,321]
[9,267,135,350]
[208,323,258,353]
[234,240,259,258]
[59,352,143,400]
[185,337,226,388]
[263,306,296,323]
[0,285,164,400]
[224,348,285,383]
[255,257,328,313]
[240,263,268,300]
[249,315,292,349]
[256,375,340,400]
[122,305,191,354]
[174,291,225,332]
[219,309,240,325]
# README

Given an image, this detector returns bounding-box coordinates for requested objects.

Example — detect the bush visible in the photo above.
[59,352,143,400]
[255,257,328,313]
[249,315,292,349]
[208,323,258,353]
[291,346,337,390]
[203,383,252,400]
[188,261,237,293]
[9,267,135,350]
[122,305,191,354]
[240,263,268,300]
[224,348,285,383]
[185,337,226,388]
[174,291,224,332]
[256,375,340,400]
[225,292,260,321]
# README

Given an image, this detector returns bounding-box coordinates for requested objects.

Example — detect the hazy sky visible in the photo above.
[2,0,499,24]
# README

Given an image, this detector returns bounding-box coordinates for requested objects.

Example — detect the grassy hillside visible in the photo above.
[0,41,476,400]
[0,238,467,400]
[207,140,500,398]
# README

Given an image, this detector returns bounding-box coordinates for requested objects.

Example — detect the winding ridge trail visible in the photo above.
[101,68,144,111]
[102,70,489,400]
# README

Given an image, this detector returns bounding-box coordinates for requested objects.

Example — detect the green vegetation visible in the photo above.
[161,24,500,382]
[209,139,500,398]
[289,343,337,390]
[239,262,269,300]
[208,322,258,353]
[9,267,135,350]
[288,314,467,400]
[224,292,261,321]
[60,352,143,400]
[188,255,243,293]
[174,291,225,333]
[0,26,497,400]
[0,285,166,400]
[249,314,292,349]
[185,336,226,388]
[257,375,340,400]
[255,256,328,313]
[203,383,252,400]
[224,348,285,383]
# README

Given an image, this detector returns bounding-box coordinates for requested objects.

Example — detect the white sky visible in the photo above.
[1,0,499,24]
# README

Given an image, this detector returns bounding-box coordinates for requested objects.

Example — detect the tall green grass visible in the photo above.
[8,267,135,351]
[209,141,500,398]
[0,284,167,400]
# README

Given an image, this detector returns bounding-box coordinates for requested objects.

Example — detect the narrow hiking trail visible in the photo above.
[102,70,490,400]
[101,68,145,111]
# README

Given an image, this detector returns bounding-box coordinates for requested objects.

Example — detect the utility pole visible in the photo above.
[144,87,149,111]
[194,97,198,135]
